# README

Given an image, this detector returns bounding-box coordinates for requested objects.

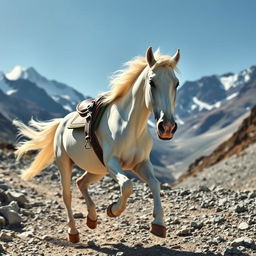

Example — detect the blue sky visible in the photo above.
[0,0,255,97]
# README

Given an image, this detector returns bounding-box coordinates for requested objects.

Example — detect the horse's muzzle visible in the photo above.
[157,121,177,140]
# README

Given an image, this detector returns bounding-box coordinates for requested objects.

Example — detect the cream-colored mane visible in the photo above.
[102,50,178,104]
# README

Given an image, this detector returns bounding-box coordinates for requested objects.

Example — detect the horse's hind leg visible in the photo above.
[56,156,79,243]
[76,172,104,229]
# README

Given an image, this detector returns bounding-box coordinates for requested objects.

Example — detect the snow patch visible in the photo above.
[215,101,221,108]
[6,89,18,95]
[219,74,238,90]
[227,92,238,101]
[5,66,26,80]
[191,104,197,110]
[63,104,73,112]
[244,74,250,82]
[193,97,214,111]
[193,97,221,111]
[62,95,71,100]
[51,95,59,102]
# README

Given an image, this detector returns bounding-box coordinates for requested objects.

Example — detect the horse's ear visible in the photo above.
[146,47,156,67]
[172,49,180,64]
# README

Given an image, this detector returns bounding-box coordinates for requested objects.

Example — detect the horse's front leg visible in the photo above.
[106,157,133,217]
[134,160,166,238]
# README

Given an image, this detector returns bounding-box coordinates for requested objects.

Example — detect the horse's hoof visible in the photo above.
[107,202,118,217]
[68,232,80,243]
[150,224,167,238]
[86,216,97,229]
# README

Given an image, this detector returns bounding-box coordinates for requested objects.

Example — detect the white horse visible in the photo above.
[14,47,180,243]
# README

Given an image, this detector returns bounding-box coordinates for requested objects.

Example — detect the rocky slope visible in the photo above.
[0,144,255,256]
[175,105,256,185]
[176,142,256,192]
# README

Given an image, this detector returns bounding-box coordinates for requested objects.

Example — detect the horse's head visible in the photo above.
[144,47,180,140]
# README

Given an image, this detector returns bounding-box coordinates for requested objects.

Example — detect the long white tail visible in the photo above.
[13,118,62,180]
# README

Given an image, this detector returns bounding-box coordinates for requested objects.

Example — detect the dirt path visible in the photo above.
[1,170,210,256]
[0,149,256,256]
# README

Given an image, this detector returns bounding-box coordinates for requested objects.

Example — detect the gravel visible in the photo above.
[0,143,255,255]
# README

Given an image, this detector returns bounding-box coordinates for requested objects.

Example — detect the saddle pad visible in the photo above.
[67,113,86,129]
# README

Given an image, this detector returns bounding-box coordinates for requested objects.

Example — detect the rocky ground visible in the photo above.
[0,144,256,256]
[178,143,256,191]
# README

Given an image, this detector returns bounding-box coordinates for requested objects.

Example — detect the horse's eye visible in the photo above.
[176,81,180,88]
[150,80,156,88]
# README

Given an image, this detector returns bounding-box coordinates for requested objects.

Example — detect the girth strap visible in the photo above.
[76,96,107,166]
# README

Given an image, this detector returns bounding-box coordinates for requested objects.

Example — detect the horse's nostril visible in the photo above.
[158,122,165,133]
[172,122,178,133]
[158,121,177,135]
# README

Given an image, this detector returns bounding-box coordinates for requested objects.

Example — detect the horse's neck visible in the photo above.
[115,68,151,136]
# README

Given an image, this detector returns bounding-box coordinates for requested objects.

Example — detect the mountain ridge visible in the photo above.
[1,64,256,183]
[3,66,87,112]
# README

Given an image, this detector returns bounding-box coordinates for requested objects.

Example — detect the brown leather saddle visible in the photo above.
[68,96,107,165]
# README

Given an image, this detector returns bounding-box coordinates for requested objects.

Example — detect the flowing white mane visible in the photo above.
[102,50,178,104]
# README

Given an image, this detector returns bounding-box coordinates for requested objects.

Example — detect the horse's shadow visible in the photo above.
[46,237,249,256]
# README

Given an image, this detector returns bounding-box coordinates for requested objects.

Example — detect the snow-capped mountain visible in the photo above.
[175,66,256,122]
[5,66,86,111]
[0,71,68,119]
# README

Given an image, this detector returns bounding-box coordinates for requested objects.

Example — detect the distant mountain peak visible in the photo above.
[2,65,87,112]
[5,66,27,80]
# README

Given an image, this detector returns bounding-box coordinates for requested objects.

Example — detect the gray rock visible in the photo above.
[0,203,22,225]
[223,248,245,256]
[234,203,248,213]
[171,218,181,224]
[231,237,256,249]
[0,216,6,227]
[0,184,9,191]
[248,190,256,199]
[238,222,249,230]
[9,201,20,212]
[18,231,34,240]
[176,226,193,236]
[212,215,225,224]
[73,212,84,218]
[180,190,191,196]
[0,231,13,242]
[198,185,211,192]
[6,191,28,206]
[0,189,7,202]
[218,198,227,206]
[20,209,34,217]
[88,240,96,247]
[41,235,51,241]
[0,243,4,252]
[116,252,124,256]
[190,221,203,230]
